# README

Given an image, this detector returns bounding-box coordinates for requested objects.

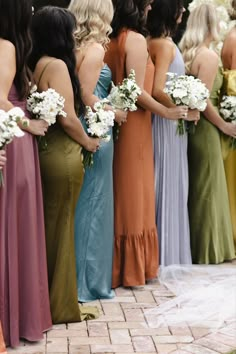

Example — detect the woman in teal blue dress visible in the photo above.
[69,0,127,301]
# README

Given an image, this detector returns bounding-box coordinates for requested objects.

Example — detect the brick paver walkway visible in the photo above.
[7,262,236,354]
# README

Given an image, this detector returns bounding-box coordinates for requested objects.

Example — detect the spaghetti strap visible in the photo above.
[37,59,56,86]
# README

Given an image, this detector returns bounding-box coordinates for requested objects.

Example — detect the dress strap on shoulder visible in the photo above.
[37,59,57,87]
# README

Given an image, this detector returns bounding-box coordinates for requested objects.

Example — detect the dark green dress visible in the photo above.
[39,123,99,323]
[188,69,235,264]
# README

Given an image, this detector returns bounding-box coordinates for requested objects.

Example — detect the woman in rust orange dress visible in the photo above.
[105,0,189,288]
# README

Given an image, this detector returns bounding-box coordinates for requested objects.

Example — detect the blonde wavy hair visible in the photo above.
[68,0,113,50]
[179,3,220,74]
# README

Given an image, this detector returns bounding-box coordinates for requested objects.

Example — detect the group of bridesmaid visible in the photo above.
[0,0,236,349]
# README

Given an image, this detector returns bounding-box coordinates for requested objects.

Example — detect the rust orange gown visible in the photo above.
[105,29,159,287]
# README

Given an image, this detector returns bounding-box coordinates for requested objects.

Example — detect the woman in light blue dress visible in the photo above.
[69,0,127,301]
[147,0,198,266]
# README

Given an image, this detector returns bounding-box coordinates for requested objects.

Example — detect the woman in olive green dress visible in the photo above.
[221,6,236,255]
[30,7,99,323]
[179,4,236,264]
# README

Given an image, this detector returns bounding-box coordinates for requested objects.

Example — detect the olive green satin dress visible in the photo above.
[39,123,99,323]
[188,69,235,264]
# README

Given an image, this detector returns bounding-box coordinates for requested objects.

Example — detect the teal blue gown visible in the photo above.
[75,64,115,302]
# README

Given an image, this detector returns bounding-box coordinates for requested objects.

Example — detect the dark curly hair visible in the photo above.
[147,0,183,38]
[0,0,32,99]
[110,0,151,38]
[29,6,85,115]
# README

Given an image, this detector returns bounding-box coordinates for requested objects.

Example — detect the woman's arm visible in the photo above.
[0,40,17,111]
[0,150,7,169]
[195,49,236,137]
[76,43,127,125]
[149,38,176,107]
[38,59,99,152]
[149,37,199,122]
[222,29,236,70]
[125,32,188,120]
[0,40,48,136]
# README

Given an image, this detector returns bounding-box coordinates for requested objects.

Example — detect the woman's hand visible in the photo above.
[166,106,188,120]
[114,109,128,125]
[26,119,49,136]
[220,121,236,138]
[84,136,100,153]
[186,109,200,124]
[0,150,7,169]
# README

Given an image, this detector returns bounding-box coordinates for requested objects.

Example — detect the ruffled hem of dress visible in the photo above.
[112,227,159,288]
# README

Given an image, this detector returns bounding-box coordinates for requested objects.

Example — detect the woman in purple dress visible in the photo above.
[0,0,52,347]
[147,0,198,266]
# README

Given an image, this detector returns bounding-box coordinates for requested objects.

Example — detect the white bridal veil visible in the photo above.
[145,264,236,330]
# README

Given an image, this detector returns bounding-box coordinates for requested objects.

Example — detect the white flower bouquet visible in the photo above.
[27,87,67,126]
[164,73,209,135]
[107,69,141,112]
[220,95,236,148]
[0,107,26,186]
[27,87,67,148]
[82,101,115,167]
[105,69,141,140]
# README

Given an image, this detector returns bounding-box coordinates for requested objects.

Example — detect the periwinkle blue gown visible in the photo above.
[75,64,115,302]
[152,46,192,266]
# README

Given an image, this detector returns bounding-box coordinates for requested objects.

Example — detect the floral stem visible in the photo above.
[176,119,186,136]
[231,137,236,150]
[0,171,4,187]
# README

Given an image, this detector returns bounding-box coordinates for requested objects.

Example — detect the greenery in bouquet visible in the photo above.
[220,95,236,148]
[164,73,209,135]
[82,101,115,168]
[106,69,141,140]
[27,86,66,148]
[0,107,26,186]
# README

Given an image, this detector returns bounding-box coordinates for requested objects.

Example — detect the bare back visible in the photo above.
[221,27,236,69]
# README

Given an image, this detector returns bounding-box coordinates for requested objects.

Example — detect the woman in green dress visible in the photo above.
[179,3,236,264]
[29,6,99,323]
[221,4,236,255]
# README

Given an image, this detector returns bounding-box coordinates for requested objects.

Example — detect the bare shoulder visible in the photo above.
[41,58,68,75]
[149,37,174,49]
[223,28,236,53]
[196,47,218,69]
[127,31,146,45]
[84,43,105,61]
[88,42,104,53]
[126,31,147,54]
[76,43,105,70]
[225,27,236,42]
[0,39,15,56]
[49,58,68,71]
[34,58,69,83]
[148,37,174,57]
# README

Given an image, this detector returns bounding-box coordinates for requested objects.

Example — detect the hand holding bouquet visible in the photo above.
[27,87,67,125]
[82,101,115,168]
[220,95,236,149]
[0,107,26,186]
[107,69,141,111]
[164,73,209,135]
[106,69,141,139]
[27,87,66,148]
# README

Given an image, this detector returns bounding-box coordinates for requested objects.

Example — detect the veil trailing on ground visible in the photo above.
[145,265,236,330]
